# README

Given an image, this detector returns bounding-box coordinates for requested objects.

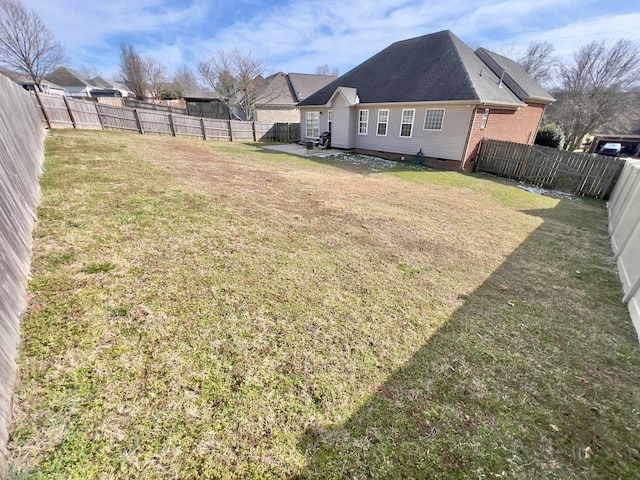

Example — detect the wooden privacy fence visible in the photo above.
[31,93,290,142]
[0,74,45,469]
[476,139,626,199]
[608,159,640,340]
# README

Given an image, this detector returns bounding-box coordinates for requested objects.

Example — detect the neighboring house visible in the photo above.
[297,30,554,170]
[0,68,65,96]
[87,75,134,97]
[45,67,133,98]
[252,72,336,123]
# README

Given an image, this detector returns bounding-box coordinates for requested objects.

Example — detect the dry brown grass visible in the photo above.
[6,130,640,479]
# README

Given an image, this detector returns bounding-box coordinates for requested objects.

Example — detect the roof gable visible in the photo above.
[254,72,338,106]
[254,72,296,105]
[288,73,336,102]
[328,86,358,106]
[299,30,545,108]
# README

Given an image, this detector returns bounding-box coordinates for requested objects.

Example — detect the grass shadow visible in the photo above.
[296,198,640,479]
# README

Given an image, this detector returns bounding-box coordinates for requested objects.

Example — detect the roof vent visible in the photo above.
[498,68,507,88]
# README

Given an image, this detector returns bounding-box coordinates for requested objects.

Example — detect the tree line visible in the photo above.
[1,0,639,145]
[515,39,640,151]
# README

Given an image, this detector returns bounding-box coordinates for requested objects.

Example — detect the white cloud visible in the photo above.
[18,0,640,78]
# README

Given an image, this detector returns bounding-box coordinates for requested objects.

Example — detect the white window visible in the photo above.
[423,108,445,130]
[481,108,490,129]
[400,109,415,137]
[377,109,389,136]
[306,111,320,138]
[358,109,369,135]
[328,110,332,132]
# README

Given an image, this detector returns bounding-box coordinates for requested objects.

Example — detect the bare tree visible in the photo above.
[78,65,102,80]
[144,57,166,99]
[546,39,640,151]
[314,63,339,76]
[119,42,146,99]
[0,0,65,90]
[497,41,518,59]
[198,45,266,120]
[517,41,555,85]
[173,64,200,97]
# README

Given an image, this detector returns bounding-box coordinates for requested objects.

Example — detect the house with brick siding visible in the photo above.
[297,30,554,171]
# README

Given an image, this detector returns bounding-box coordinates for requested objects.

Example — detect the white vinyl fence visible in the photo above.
[608,159,640,340]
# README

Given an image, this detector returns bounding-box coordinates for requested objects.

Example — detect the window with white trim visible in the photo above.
[328,110,332,132]
[481,108,490,129]
[377,109,389,136]
[400,109,415,137]
[306,111,320,138]
[358,109,369,134]
[423,108,445,130]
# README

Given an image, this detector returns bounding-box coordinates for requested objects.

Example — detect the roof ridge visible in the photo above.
[446,31,482,103]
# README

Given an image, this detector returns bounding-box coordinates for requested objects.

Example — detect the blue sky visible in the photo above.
[22,0,640,80]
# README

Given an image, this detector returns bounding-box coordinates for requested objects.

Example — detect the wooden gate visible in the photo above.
[275,123,300,143]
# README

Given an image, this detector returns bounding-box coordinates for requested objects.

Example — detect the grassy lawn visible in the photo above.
[6,129,640,479]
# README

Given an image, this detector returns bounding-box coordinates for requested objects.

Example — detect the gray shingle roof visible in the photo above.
[45,67,92,87]
[299,30,552,108]
[254,72,296,105]
[254,72,337,106]
[288,73,337,102]
[475,48,555,103]
[0,67,62,88]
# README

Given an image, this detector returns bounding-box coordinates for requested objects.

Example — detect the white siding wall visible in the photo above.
[328,94,354,149]
[354,104,473,159]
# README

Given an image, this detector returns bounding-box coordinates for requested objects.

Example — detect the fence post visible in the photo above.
[252,122,257,141]
[518,143,533,179]
[229,120,234,141]
[95,103,105,130]
[62,96,77,129]
[33,89,51,129]
[133,109,144,134]
[168,113,176,136]
[200,118,207,140]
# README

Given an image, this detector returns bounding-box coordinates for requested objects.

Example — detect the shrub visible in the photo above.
[535,123,565,149]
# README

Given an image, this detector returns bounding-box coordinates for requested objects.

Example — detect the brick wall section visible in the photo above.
[464,102,546,171]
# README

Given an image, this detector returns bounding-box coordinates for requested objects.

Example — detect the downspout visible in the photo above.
[460,105,477,171]
[534,102,547,145]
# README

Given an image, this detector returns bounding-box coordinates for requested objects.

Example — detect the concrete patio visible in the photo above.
[260,143,342,157]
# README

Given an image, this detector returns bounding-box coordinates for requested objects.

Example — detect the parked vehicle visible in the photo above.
[600,142,622,157]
